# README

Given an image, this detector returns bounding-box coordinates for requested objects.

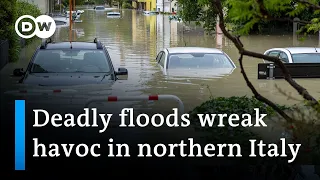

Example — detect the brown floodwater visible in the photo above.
[8,9,320,113]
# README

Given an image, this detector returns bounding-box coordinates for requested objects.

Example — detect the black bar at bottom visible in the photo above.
[258,63,320,79]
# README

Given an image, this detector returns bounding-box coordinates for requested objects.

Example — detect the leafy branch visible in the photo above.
[295,0,320,9]
[179,0,320,172]
[215,0,319,123]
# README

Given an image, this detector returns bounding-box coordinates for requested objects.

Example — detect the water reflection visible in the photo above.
[11,9,320,112]
[74,28,85,37]
[163,68,236,80]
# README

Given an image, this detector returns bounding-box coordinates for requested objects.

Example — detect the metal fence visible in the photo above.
[0,40,9,70]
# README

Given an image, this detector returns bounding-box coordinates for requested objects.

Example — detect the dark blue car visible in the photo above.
[13,38,128,86]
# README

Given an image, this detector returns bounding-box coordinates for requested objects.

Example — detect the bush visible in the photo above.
[190,96,289,123]
[160,12,172,15]
[189,96,288,142]
[16,1,41,21]
[0,0,41,62]
[190,96,320,177]
[84,0,95,5]
[189,96,289,159]
[54,4,62,11]
[122,2,133,9]
[16,1,41,45]
[0,0,19,62]
[188,96,306,178]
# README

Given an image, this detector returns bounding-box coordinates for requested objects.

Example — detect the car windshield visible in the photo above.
[292,53,320,63]
[31,50,111,73]
[55,20,66,25]
[167,53,234,69]
[95,6,104,10]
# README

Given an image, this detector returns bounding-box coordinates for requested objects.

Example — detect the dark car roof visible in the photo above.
[43,42,101,50]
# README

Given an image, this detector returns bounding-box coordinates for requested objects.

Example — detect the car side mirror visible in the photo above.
[116,68,128,76]
[116,68,128,80]
[13,68,25,77]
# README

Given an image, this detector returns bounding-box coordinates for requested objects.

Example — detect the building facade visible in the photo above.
[156,0,171,12]
[132,0,157,11]
[21,0,52,14]
[171,0,179,13]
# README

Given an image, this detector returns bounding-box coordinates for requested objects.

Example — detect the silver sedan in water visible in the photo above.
[263,47,320,63]
[155,47,236,78]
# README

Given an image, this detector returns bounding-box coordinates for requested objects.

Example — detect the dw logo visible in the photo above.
[15,15,56,39]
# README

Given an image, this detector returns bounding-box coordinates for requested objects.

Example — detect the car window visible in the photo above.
[279,52,289,63]
[95,6,105,10]
[159,52,166,67]
[55,20,67,26]
[31,50,111,73]
[267,51,280,57]
[167,53,235,69]
[264,50,280,62]
[156,52,163,62]
[292,53,320,63]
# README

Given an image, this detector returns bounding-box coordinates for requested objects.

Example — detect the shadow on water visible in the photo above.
[2,9,320,112]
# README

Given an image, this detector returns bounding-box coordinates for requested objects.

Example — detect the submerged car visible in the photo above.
[264,47,320,63]
[53,16,69,28]
[13,38,128,86]
[94,6,105,11]
[107,12,121,18]
[156,47,236,77]
[143,11,158,15]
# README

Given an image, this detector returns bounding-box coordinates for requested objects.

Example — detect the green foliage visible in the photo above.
[84,0,96,5]
[95,0,107,5]
[189,96,320,164]
[189,96,289,142]
[178,0,203,22]
[16,1,41,46]
[62,0,69,7]
[122,2,133,9]
[0,0,18,62]
[191,96,289,118]
[62,0,93,5]
[76,0,89,5]
[7,26,20,63]
[54,4,62,10]
[189,96,295,168]
[178,0,320,35]
[0,0,42,62]
[16,1,41,19]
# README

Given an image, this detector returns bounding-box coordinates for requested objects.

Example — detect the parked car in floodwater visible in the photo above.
[13,38,128,86]
[53,16,69,28]
[94,6,105,11]
[264,47,320,63]
[155,47,236,77]
[107,12,121,18]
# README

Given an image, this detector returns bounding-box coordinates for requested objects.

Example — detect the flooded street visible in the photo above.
[2,5,320,175]
[8,9,320,112]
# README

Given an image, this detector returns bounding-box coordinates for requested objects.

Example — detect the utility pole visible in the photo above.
[162,0,164,13]
[162,0,165,49]
[59,0,62,14]
[293,17,299,46]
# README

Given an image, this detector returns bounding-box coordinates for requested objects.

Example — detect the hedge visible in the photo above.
[0,0,41,62]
